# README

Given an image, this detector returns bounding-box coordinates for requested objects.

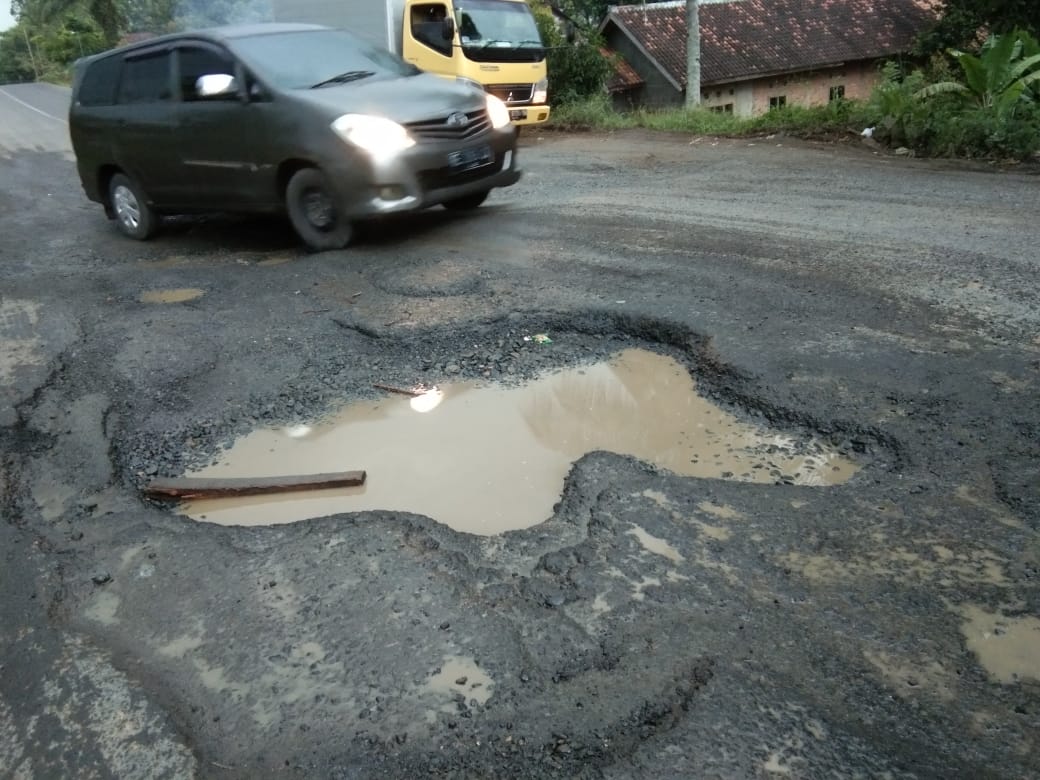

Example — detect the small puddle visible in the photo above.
[959,604,1040,684]
[139,288,205,304]
[255,254,295,267]
[424,655,494,706]
[180,348,859,534]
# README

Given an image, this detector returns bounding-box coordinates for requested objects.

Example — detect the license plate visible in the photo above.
[448,145,492,172]
[509,109,528,121]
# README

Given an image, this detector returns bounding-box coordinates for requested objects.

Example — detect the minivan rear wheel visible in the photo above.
[286,168,353,251]
[109,173,158,240]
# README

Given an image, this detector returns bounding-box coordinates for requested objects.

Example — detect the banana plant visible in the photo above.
[915,29,1040,117]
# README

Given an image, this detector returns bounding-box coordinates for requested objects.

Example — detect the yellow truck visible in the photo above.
[271,0,550,127]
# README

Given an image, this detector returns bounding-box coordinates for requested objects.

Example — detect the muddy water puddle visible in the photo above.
[424,655,494,706]
[182,348,858,534]
[139,288,205,304]
[959,604,1040,684]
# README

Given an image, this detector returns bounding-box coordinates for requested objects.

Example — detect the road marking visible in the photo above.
[0,86,68,124]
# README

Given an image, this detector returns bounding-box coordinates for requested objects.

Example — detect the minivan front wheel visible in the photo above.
[109,173,158,240]
[286,168,353,251]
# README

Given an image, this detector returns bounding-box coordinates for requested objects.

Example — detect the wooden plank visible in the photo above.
[373,383,424,397]
[144,470,366,500]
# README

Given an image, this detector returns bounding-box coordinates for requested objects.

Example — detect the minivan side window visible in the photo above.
[117,51,172,104]
[178,45,236,101]
[78,55,122,106]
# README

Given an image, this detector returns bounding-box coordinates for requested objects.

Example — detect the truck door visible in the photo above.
[171,42,263,209]
[403,2,457,77]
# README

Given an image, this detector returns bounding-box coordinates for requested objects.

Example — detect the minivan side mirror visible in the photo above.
[441,17,455,41]
[196,73,238,99]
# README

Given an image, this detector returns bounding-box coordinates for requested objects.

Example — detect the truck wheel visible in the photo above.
[109,173,158,240]
[286,167,353,251]
[443,190,489,211]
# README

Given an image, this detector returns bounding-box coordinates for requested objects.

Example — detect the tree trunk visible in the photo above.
[685,0,700,108]
[21,25,40,82]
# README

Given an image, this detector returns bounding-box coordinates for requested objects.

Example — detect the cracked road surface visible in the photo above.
[2,82,1039,778]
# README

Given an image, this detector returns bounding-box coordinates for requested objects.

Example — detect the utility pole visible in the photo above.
[22,24,40,81]
[685,0,700,108]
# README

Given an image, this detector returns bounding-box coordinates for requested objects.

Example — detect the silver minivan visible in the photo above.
[69,23,521,250]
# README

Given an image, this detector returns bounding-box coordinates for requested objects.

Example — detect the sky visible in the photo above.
[1,5,15,32]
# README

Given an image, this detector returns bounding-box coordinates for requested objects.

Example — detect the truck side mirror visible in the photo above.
[441,17,455,41]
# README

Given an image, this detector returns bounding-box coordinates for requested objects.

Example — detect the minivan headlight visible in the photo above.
[486,94,511,129]
[331,114,415,158]
[533,78,548,104]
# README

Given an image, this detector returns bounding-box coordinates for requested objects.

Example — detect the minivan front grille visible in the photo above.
[406,109,490,141]
[485,83,533,105]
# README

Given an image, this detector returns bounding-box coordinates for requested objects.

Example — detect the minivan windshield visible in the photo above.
[230,29,419,90]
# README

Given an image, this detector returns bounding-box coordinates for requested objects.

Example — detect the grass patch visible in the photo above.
[548,89,1038,161]
[549,95,873,139]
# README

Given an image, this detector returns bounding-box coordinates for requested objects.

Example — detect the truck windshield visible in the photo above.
[455,0,545,62]
[231,29,420,89]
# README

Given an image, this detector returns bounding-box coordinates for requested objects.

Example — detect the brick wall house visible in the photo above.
[600,0,939,116]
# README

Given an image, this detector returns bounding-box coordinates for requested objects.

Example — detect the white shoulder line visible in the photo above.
[0,86,68,124]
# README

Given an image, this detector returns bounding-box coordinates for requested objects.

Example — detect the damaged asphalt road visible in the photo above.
[1,82,1038,778]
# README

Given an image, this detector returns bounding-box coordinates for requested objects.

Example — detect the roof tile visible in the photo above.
[602,48,647,90]
[606,0,939,86]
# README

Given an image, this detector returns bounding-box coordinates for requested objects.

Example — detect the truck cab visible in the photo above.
[401,0,550,126]
[272,0,550,127]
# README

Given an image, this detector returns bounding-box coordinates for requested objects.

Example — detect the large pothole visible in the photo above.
[176,348,859,534]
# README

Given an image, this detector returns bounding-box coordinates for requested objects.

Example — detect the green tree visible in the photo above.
[918,0,1040,54]
[119,0,177,33]
[3,0,113,82]
[554,0,611,27]
[0,26,39,81]
[172,0,271,29]
[529,0,612,106]
[88,0,122,43]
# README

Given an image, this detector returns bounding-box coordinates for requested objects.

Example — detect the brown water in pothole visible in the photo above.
[138,288,205,303]
[959,604,1040,684]
[181,348,859,534]
[424,655,494,706]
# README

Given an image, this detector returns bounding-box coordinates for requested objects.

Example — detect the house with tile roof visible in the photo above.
[599,0,939,115]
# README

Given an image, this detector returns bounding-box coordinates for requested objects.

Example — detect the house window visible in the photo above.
[769,95,786,110]
[829,85,845,102]
[710,103,733,114]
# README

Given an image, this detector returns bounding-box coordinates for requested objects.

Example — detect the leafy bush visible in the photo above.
[927,100,1040,158]
[901,29,1040,158]
[916,29,1040,116]
[528,0,612,107]
[867,61,936,148]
